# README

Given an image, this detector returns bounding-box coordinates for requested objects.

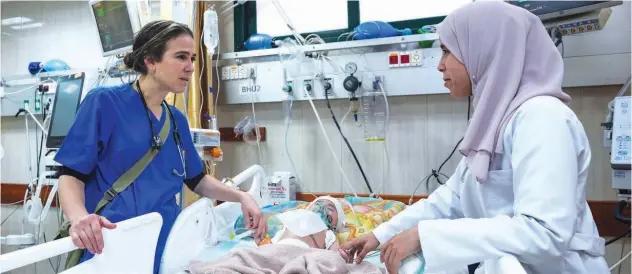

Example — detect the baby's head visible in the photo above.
[307,196,346,233]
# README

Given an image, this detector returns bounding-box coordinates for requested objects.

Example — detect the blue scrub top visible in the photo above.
[54,83,204,274]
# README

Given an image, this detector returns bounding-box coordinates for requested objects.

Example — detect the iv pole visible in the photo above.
[1,107,56,247]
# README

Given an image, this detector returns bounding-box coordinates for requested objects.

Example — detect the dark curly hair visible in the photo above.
[123,20,194,74]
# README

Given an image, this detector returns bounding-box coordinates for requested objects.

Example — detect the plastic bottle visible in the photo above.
[353,21,412,40]
[203,9,219,55]
[362,90,387,141]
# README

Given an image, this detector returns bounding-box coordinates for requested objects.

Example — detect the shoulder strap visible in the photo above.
[94,111,171,214]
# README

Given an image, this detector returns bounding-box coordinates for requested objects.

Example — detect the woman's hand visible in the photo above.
[239,193,267,241]
[69,214,117,254]
[338,232,380,264]
[380,226,421,274]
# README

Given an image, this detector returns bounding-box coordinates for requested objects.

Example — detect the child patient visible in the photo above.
[270,196,346,251]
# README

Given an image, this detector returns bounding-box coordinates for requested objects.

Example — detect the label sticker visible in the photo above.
[240,84,261,95]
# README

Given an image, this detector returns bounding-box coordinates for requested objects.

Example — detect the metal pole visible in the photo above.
[24,111,34,187]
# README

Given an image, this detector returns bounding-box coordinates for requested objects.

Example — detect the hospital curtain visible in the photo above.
[166,1,217,207]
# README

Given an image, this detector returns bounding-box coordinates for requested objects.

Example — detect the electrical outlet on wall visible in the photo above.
[221,67,230,80]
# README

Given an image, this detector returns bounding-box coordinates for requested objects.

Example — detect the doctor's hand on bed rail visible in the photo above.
[338,232,380,264]
[69,213,117,255]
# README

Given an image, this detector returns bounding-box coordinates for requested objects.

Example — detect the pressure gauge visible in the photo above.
[345,62,358,74]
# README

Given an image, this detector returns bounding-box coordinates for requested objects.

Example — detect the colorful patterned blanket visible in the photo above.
[233,196,406,244]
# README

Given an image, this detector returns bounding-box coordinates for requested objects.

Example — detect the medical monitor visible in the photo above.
[507,1,622,21]
[89,0,141,57]
[46,73,86,149]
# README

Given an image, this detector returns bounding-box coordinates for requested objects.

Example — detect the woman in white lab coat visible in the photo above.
[339,2,609,274]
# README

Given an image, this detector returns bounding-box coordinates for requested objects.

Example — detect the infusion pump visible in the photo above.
[190,128,223,162]
[610,96,631,198]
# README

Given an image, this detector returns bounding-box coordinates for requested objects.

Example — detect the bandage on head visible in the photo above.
[307,201,335,231]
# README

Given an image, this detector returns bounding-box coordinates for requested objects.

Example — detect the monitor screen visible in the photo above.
[91,1,135,55]
[46,73,85,149]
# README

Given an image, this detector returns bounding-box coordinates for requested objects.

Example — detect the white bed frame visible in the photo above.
[0,164,527,274]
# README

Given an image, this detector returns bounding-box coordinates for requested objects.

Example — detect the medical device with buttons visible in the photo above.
[610,96,631,194]
[190,128,223,162]
[508,1,622,37]
[601,77,630,225]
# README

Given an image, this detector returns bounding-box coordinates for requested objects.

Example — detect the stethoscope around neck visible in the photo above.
[135,80,186,178]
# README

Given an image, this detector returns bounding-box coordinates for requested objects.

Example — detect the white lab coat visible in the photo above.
[373,96,609,274]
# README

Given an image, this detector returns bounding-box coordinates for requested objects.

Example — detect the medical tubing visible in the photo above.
[616,76,631,97]
[605,229,631,246]
[271,0,306,45]
[376,81,390,197]
[610,250,632,271]
[35,91,49,186]
[0,206,20,226]
[410,173,434,205]
[284,97,300,183]
[324,87,373,194]
[614,199,631,225]
[24,110,35,188]
[213,33,221,120]
[380,141,390,198]
[340,108,351,125]
[199,31,205,123]
[250,78,264,167]
[428,97,472,191]
[305,89,358,197]
[437,95,469,174]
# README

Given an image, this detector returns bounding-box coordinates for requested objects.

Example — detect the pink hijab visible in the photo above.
[437,1,571,183]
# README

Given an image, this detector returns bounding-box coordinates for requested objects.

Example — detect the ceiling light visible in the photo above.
[1,17,33,26]
[10,22,43,30]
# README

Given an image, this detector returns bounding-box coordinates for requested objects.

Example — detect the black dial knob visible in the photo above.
[343,75,359,92]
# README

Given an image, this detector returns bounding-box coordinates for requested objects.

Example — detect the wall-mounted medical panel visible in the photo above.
[215,45,448,105]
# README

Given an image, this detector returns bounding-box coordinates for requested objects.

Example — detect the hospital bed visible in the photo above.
[0,165,527,274]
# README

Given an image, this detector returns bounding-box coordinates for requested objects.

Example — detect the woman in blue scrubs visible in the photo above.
[55,20,267,273]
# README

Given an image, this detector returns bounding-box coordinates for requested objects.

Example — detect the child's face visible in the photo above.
[309,200,339,231]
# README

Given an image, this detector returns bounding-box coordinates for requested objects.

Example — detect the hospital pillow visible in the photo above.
[232,197,406,245]
[336,196,406,245]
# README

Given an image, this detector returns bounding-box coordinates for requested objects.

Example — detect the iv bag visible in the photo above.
[203,9,219,55]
